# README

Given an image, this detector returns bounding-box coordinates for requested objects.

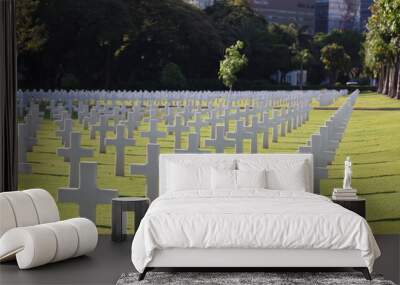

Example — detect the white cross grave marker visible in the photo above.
[84,109,99,132]
[175,133,210,154]
[56,118,73,148]
[141,119,166,144]
[164,107,175,127]
[205,125,235,153]
[227,120,256,153]
[122,111,140,139]
[130,143,160,202]
[208,110,223,139]
[91,115,114,153]
[22,119,37,152]
[143,107,160,123]
[55,111,70,130]
[272,110,280,143]
[167,115,189,149]
[78,104,89,124]
[111,107,123,127]
[280,108,287,137]
[260,113,270,149]
[188,112,208,147]
[58,162,118,222]
[287,107,293,133]
[57,132,94,187]
[106,124,135,176]
[18,123,32,174]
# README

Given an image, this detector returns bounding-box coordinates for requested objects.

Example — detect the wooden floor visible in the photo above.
[0,235,399,285]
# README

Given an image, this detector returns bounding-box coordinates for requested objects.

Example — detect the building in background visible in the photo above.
[315,0,361,33]
[271,70,308,86]
[184,0,215,9]
[360,0,372,31]
[315,0,329,33]
[248,0,316,34]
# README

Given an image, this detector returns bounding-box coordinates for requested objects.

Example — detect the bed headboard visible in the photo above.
[159,153,314,196]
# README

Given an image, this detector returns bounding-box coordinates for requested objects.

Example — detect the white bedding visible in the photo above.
[131,190,380,273]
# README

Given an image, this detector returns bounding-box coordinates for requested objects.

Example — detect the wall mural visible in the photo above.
[18,89,400,234]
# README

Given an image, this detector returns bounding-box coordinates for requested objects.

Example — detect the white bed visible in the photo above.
[131,154,380,280]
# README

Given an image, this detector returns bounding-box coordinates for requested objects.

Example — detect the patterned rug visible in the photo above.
[116,271,396,285]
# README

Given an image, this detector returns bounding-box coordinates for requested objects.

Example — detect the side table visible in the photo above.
[112,197,150,242]
[332,198,366,218]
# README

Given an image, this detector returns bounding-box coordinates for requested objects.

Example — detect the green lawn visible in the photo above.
[316,91,400,109]
[320,94,400,234]
[19,92,400,234]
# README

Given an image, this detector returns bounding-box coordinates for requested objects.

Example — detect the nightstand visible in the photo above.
[112,197,150,242]
[332,198,366,218]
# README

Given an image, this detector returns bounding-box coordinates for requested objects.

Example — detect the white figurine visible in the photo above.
[343,156,352,190]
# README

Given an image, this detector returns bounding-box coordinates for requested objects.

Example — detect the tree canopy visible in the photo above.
[218,40,248,90]
[320,43,351,84]
[17,0,367,90]
[364,0,400,98]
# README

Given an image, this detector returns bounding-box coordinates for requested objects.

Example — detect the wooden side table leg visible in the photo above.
[112,201,124,242]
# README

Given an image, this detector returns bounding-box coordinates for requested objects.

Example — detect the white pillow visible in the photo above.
[238,158,309,191]
[236,169,267,189]
[166,159,237,192]
[211,168,236,190]
[167,162,211,191]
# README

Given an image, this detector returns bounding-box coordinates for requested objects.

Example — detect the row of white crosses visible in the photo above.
[317,89,347,106]
[66,94,311,152]
[69,98,313,206]
[53,126,120,222]
[165,102,312,154]
[20,102,118,223]
[18,103,42,174]
[46,91,315,158]
[298,90,359,194]
[52,105,156,220]
[18,89,347,108]
[16,89,346,218]
[22,90,319,168]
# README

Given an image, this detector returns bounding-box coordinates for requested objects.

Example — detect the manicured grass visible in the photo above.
[354,92,400,108]
[320,93,400,234]
[317,91,400,109]
[19,102,335,234]
[19,92,400,234]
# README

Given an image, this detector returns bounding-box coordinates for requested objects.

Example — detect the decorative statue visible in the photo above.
[343,156,352,190]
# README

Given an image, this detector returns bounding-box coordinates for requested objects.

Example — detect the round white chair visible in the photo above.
[0,189,98,269]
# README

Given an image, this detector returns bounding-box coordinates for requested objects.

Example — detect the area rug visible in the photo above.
[116,271,396,285]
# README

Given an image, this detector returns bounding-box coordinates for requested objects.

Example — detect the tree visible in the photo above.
[309,30,364,85]
[161,63,187,90]
[16,0,368,90]
[218,40,248,90]
[19,0,132,89]
[320,43,351,84]
[268,24,298,83]
[206,0,273,80]
[364,0,400,99]
[120,0,223,86]
[16,0,46,54]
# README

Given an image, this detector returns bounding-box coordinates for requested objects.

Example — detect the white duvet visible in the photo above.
[131,190,380,273]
